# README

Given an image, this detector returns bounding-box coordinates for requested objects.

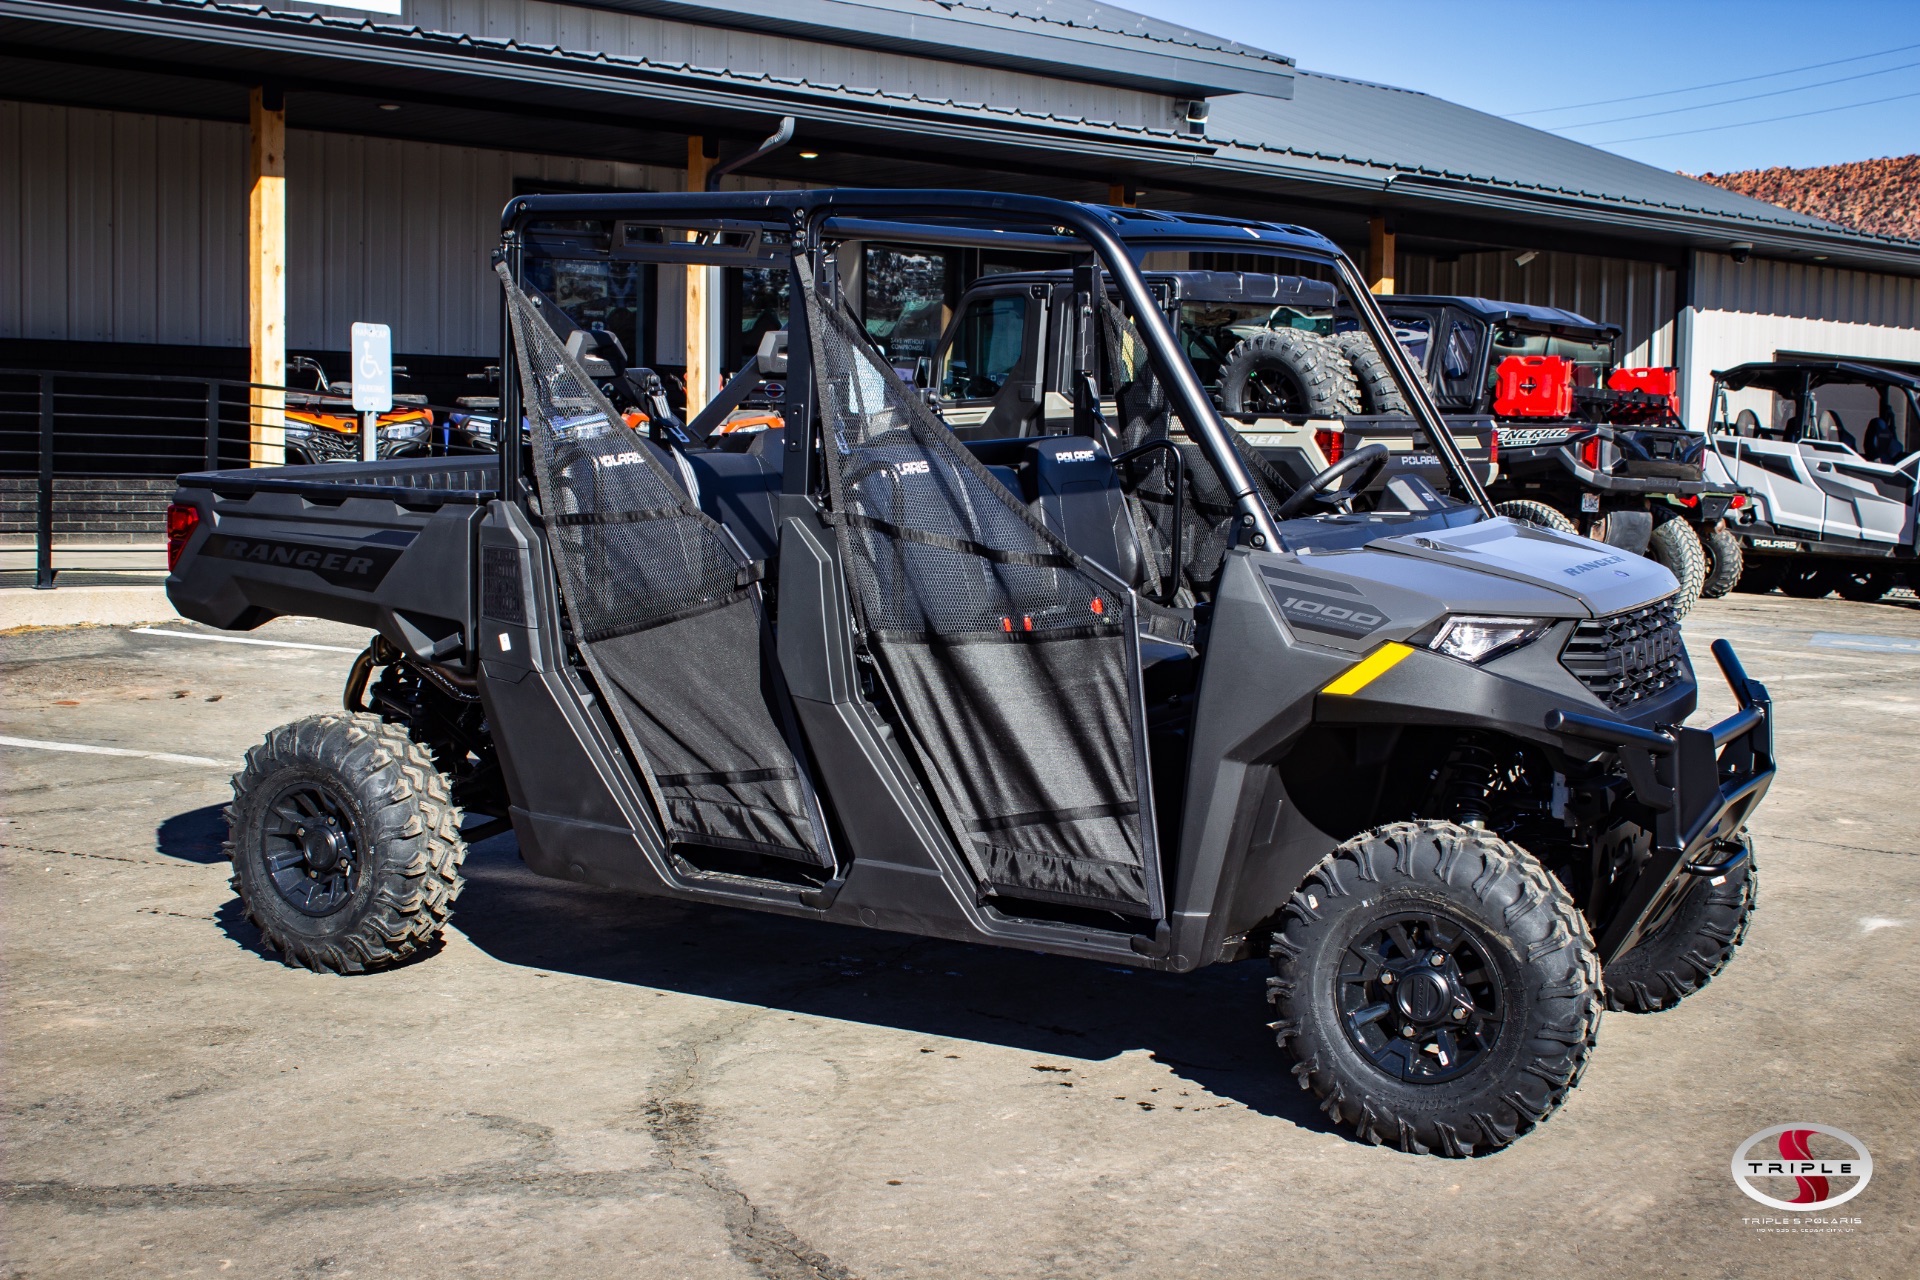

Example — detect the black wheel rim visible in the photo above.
[260,780,362,916]
[1336,911,1506,1084]
[1243,366,1306,415]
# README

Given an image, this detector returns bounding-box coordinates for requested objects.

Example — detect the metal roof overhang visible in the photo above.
[0,0,1220,168]
[576,0,1296,99]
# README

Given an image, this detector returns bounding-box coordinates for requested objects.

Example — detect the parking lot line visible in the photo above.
[130,626,363,654]
[0,734,228,767]
[1809,632,1920,654]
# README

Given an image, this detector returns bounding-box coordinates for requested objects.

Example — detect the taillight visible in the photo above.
[1730,493,1747,509]
[1314,428,1345,464]
[1579,436,1601,470]
[165,503,200,571]
[1488,430,1499,464]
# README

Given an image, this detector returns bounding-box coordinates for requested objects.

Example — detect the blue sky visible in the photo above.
[1119,0,1920,173]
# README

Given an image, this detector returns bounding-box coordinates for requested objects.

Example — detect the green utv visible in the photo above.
[166,193,1773,1156]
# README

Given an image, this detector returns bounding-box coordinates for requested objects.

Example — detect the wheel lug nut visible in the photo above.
[1453,1008,1468,1020]
[1400,1026,1416,1038]
[1380,972,1395,986]
[1429,953,1445,967]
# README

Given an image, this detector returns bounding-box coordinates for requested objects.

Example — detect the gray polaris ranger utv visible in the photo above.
[166,192,1773,1157]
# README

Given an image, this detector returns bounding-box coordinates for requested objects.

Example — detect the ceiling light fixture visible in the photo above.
[798,150,820,159]
[379,103,400,111]
[1514,249,1539,267]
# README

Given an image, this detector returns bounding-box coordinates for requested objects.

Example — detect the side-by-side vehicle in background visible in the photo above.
[1369,297,1744,613]
[1706,359,1920,601]
[165,193,1773,1157]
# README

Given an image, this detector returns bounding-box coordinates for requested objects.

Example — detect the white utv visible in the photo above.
[1707,360,1920,600]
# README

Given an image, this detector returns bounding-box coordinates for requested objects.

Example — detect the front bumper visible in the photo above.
[1545,639,1774,961]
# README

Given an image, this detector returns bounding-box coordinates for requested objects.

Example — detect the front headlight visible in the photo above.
[1430,615,1552,664]
[379,421,428,439]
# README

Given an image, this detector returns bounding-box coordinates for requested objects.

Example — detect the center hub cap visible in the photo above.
[1394,968,1452,1023]
[298,824,351,874]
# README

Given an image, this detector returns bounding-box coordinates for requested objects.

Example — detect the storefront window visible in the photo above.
[735,267,789,370]
[523,257,646,366]
[865,245,952,375]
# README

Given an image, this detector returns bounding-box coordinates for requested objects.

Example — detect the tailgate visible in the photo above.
[166,458,495,664]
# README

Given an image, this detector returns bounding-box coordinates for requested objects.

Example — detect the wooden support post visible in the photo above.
[248,86,286,466]
[684,135,716,417]
[1107,183,1138,208]
[1367,216,1396,295]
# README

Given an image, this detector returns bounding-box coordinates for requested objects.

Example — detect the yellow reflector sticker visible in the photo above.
[1322,642,1415,696]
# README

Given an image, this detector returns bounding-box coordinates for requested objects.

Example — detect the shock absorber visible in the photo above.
[1442,738,1501,829]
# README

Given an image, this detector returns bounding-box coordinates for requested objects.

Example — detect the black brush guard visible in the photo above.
[1546,639,1773,962]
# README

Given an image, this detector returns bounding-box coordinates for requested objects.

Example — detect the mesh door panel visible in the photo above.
[500,265,825,864]
[804,284,1160,914]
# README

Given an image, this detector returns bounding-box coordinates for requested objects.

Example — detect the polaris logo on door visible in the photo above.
[896,460,931,477]
[592,451,649,470]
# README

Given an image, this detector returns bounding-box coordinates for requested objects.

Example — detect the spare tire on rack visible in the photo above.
[1331,331,1408,415]
[1219,330,1361,419]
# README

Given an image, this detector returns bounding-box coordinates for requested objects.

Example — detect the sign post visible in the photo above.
[350,322,393,463]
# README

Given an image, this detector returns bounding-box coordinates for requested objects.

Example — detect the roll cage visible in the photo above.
[495,190,1494,529]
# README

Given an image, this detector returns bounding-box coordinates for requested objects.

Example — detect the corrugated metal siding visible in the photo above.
[1682,251,1920,429]
[1397,249,1676,367]
[3,100,820,357]
[1,101,247,346]
[1691,251,1920,327]
[284,131,687,354]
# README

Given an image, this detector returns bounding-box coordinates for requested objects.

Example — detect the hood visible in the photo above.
[1368,517,1678,618]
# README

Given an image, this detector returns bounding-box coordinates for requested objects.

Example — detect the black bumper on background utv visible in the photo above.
[1547,639,1773,961]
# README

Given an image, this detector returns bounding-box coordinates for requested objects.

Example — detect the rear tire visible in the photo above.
[1496,499,1577,534]
[1331,331,1407,415]
[1699,522,1743,599]
[1648,515,1706,616]
[1605,846,1756,1013]
[1779,563,1836,599]
[1220,330,1361,419]
[1267,821,1602,1156]
[226,713,466,973]
[1835,567,1893,602]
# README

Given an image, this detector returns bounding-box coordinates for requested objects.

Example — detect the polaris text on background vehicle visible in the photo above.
[166,190,1775,1156]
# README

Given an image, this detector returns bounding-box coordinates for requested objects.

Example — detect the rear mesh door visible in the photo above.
[498,265,826,865]
[801,276,1161,915]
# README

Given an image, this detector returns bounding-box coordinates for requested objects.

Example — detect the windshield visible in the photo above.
[1488,326,1613,393]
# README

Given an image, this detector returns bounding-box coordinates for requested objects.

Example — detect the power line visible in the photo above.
[1598,87,1920,144]
[1554,58,1920,130]
[1507,41,1920,116]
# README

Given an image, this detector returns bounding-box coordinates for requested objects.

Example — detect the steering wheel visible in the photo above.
[1274,442,1392,519]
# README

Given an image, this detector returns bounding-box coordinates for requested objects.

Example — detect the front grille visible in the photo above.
[1561,598,1686,709]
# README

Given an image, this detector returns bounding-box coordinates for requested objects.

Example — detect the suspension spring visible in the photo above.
[1443,739,1501,828]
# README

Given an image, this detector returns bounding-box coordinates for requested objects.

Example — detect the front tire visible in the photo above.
[1605,848,1756,1013]
[1267,822,1602,1156]
[226,713,466,973]
[1834,567,1893,602]
[1699,522,1743,599]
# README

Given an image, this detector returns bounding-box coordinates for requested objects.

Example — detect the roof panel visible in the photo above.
[1205,72,1905,243]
